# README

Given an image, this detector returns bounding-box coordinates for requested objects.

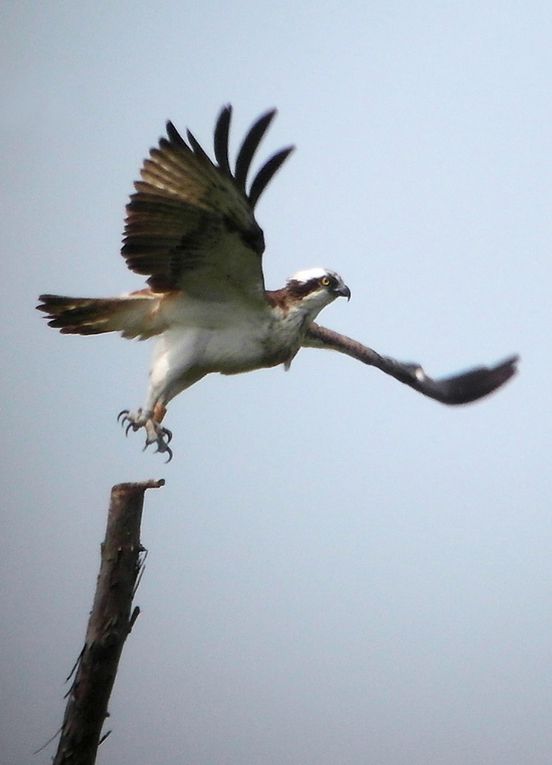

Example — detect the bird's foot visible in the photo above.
[117,408,173,462]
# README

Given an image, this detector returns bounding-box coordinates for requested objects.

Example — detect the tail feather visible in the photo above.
[37,292,166,339]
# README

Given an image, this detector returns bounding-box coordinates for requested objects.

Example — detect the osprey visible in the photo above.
[38,106,518,461]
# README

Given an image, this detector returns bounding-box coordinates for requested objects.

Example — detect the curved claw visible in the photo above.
[152,440,173,462]
[116,406,176,460]
[117,409,130,424]
[142,438,173,462]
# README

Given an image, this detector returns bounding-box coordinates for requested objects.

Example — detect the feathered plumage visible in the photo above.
[38,106,518,460]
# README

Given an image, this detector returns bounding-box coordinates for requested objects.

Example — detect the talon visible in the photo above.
[117,409,129,424]
[116,406,175,459]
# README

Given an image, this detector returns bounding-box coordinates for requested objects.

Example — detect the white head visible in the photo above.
[285,267,351,318]
[289,267,334,284]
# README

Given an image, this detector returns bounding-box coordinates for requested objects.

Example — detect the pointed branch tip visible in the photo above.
[112,479,165,495]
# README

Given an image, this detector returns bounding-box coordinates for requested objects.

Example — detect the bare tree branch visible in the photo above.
[52,479,164,765]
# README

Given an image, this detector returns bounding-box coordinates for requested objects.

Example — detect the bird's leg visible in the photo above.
[117,403,173,462]
[153,401,167,423]
[117,334,208,460]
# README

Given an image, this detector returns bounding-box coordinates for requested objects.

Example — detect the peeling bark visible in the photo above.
[53,479,164,765]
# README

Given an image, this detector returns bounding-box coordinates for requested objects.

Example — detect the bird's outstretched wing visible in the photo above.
[122,106,293,301]
[304,323,518,405]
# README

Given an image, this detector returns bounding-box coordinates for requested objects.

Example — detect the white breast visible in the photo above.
[147,294,318,407]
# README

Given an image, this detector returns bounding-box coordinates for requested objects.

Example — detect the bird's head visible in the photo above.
[285,268,351,316]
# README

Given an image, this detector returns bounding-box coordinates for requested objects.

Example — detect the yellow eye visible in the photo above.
[320,276,331,287]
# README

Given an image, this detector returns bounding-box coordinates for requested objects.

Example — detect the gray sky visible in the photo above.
[2,2,551,764]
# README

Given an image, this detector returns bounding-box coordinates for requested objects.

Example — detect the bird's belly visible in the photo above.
[158,301,305,380]
[203,325,292,374]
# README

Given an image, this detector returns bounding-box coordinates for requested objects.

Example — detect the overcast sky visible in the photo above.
[2,2,551,764]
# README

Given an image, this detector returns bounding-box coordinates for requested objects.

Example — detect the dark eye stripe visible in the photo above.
[287,277,324,297]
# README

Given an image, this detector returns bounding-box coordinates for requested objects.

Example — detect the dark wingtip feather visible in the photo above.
[249,145,295,208]
[166,121,188,148]
[234,109,278,192]
[214,105,232,176]
[37,293,52,309]
[186,128,212,163]
[435,354,519,404]
[166,106,290,202]
[37,294,70,312]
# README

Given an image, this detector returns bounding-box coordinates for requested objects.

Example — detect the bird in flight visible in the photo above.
[38,106,518,461]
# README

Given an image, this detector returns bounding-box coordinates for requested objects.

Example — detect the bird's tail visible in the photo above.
[36,291,167,339]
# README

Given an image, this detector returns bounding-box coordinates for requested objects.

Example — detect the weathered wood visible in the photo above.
[53,479,164,765]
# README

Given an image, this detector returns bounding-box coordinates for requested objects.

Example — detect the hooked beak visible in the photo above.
[336,283,351,301]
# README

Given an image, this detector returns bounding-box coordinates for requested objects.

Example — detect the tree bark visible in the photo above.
[53,479,164,765]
